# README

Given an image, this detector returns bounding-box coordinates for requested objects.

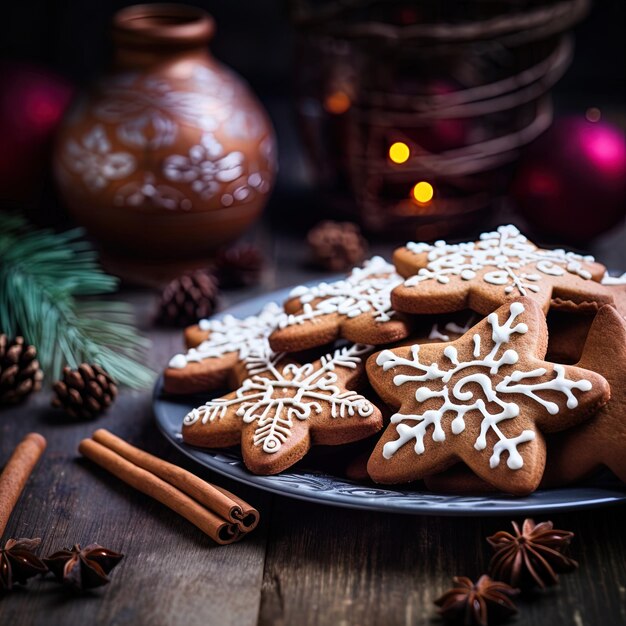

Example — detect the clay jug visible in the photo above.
[54,4,276,283]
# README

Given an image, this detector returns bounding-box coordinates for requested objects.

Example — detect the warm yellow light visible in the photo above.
[324,91,351,115]
[412,181,434,204]
[389,142,410,164]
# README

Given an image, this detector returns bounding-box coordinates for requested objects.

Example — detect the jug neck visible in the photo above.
[111,4,214,70]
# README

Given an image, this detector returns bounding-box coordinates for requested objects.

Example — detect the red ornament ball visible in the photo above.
[512,116,626,244]
[0,62,73,198]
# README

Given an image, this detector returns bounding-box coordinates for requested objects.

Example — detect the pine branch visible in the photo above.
[0,213,154,389]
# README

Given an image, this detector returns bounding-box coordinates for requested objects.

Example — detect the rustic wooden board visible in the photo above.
[1,229,625,625]
[0,311,271,626]
[258,498,626,626]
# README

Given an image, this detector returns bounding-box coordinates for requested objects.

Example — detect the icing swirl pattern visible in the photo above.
[404,225,596,297]
[168,302,281,370]
[184,344,376,455]
[277,256,402,327]
[374,302,593,470]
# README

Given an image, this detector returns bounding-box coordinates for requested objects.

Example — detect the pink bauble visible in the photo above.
[0,62,73,197]
[512,116,626,244]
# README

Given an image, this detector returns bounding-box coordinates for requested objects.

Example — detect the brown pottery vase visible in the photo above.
[54,4,276,283]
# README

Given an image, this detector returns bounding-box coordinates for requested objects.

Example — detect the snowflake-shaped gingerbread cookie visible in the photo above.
[424,306,626,494]
[392,225,611,315]
[164,302,281,395]
[426,304,626,493]
[269,256,411,352]
[366,298,610,495]
[182,344,383,475]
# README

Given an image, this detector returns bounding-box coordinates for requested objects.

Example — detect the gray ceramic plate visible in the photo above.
[153,287,626,516]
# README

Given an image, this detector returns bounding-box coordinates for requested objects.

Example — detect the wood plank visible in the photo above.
[258,497,626,626]
[0,309,271,626]
[2,226,626,626]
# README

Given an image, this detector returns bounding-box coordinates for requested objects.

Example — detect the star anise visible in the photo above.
[487,519,578,590]
[435,575,519,626]
[0,538,48,591]
[44,543,123,590]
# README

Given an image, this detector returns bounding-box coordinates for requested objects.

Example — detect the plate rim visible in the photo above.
[153,286,626,516]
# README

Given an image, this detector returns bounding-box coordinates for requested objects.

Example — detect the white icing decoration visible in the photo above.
[428,326,450,342]
[376,302,593,470]
[168,354,188,369]
[536,260,565,276]
[404,225,596,297]
[473,334,481,357]
[277,256,403,327]
[168,302,282,370]
[484,270,510,286]
[183,344,375,454]
[602,272,626,285]
[428,314,479,343]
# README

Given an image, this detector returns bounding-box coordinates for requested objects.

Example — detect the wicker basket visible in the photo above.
[289,0,589,239]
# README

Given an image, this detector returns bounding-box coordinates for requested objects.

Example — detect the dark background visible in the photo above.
[2,1,625,103]
[1,0,625,210]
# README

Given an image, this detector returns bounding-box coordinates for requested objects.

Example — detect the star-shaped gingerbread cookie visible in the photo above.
[543,305,626,485]
[392,225,611,316]
[366,298,610,495]
[164,302,281,395]
[268,256,411,352]
[182,343,383,475]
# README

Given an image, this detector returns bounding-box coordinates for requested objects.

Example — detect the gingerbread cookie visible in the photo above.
[392,225,610,316]
[544,312,592,365]
[602,272,626,317]
[543,305,626,485]
[418,307,605,366]
[365,298,610,495]
[344,450,372,482]
[268,256,411,352]
[163,302,281,395]
[424,464,495,494]
[182,343,383,475]
[544,278,626,364]
[420,312,480,344]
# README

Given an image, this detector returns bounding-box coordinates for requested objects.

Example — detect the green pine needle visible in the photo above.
[0,213,154,389]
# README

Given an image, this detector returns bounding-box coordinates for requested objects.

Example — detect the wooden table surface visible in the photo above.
[1,226,625,626]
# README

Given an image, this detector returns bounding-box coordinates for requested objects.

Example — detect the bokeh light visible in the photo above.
[412,181,434,204]
[580,123,626,174]
[324,91,351,115]
[389,142,410,164]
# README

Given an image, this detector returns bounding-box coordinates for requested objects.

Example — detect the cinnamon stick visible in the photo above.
[0,433,47,538]
[78,438,244,545]
[210,484,260,532]
[91,429,259,532]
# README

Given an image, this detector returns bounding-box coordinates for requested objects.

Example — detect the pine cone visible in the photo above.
[214,244,264,288]
[307,221,368,272]
[157,269,219,327]
[52,364,117,419]
[0,335,43,406]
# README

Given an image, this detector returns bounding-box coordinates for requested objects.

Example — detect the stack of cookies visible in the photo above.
[163,225,626,496]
